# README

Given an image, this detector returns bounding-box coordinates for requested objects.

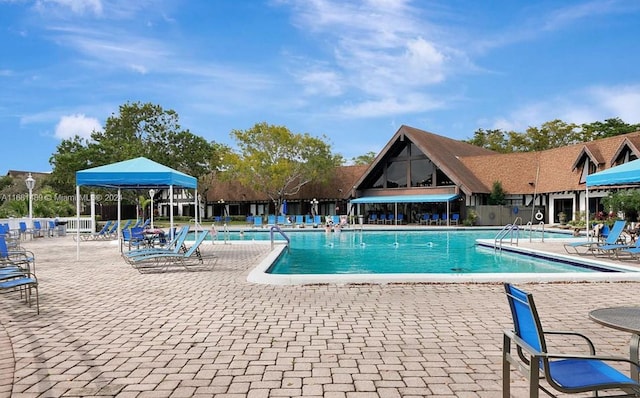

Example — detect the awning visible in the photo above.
[351,194,459,204]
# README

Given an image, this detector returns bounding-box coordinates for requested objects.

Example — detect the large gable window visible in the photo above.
[358,138,455,189]
[579,159,597,184]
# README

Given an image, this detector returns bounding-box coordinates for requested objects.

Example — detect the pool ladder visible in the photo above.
[270,225,290,252]
[495,218,522,251]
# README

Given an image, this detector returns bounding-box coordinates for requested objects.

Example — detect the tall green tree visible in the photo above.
[351,151,377,165]
[224,122,341,211]
[488,180,506,205]
[49,102,223,195]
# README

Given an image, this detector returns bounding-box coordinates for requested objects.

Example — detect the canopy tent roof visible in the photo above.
[586,158,640,187]
[76,157,197,189]
[351,194,459,204]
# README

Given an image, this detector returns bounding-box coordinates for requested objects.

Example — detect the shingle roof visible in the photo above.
[461,131,640,194]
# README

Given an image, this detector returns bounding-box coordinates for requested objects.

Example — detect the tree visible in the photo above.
[603,189,640,222]
[351,151,377,165]
[488,180,506,205]
[579,118,640,142]
[224,122,341,211]
[49,102,222,196]
[464,128,509,153]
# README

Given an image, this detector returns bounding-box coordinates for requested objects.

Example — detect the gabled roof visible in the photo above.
[352,125,497,195]
[570,144,603,171]
[462,131,640,194]
[610,136,640,166]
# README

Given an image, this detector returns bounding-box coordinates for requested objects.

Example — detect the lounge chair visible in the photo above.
[253,216,263,228]
[267,215,276,226]
[123,226,190,264]
[32,220,45,238]
[430,214,440,225]
[564,220,626,255]
[368,214,377,224]
[132,231,215,273]
[305,215,315,227]
[294,215,304,226]
[451,213,460,225]
[74,220,113,241]
[503,283,640,397]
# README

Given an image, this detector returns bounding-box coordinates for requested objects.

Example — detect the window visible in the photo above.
[386,160,407,188]
[411,158,434,187]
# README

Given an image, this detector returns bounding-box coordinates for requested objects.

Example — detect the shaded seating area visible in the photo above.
[122,225,190,265]
[503,283,640,397]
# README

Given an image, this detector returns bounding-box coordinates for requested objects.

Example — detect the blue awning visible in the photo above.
[351,194,458,204]
[586,158,640,187]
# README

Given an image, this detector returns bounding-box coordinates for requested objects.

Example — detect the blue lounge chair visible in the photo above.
[564,220,626,255]
[503,283,640,397]
[305,215,315,227]
[133,231,214,272]
[368,214,377,224]
[253,216,263,228]
[267,215,276,226]
[430,214,440,225]
[451,213,460,225]
[124,226,190,264]
[294,215,304,226]
[74,220,113,241]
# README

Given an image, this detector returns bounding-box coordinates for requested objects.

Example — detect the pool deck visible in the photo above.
[3,230,640,397]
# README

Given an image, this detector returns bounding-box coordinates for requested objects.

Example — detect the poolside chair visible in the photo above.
[564,220,626,255]
[0,268,38,314]
[420,214,430,225]
[378,213,387,224]
[31,220,45,238]
[123,226,190,264]
[18,221,34,240]
[133,231,215,273]
[267,215,276,226]
[397,213,404,224]
[430,214,440,225]
[0,235,36,273]
[253,216,263,228]
[74,220,113,241]
[294,215,304,226]
[503,283,640,397]
[451,213,460,225]
[313,215,322,225]
[368,214,377,224]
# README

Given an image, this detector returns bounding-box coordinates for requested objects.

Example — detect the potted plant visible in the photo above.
[558,212,567,225]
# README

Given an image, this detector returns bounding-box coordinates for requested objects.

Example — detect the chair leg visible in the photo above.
[503,335,511,398]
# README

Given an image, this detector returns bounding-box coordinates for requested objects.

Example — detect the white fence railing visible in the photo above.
[0,217,94,234]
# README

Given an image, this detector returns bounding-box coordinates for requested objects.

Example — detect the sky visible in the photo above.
[2,0,640,174]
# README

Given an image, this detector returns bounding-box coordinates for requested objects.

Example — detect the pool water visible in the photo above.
[256,230,595,275]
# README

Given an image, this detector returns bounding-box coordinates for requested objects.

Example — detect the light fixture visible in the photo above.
[25,173,35,219]
[149,189,155,229]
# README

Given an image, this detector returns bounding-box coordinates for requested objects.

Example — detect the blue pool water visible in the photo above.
[227,229,598,275]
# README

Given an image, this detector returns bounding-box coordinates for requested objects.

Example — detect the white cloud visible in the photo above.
[54,114,101,139]
[488,84,640,132]
[36,0,103,15]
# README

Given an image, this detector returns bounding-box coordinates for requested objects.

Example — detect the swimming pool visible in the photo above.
[263,230,594,275]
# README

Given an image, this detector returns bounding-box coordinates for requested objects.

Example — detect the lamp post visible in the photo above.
[25,173,35,219]
[149,189,155,229]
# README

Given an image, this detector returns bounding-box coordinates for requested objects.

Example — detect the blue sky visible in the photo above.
[2,0,640,174]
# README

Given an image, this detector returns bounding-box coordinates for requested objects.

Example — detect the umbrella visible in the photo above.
[280,200,288,215]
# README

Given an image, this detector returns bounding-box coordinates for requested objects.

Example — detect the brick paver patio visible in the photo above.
[1,234,640,397]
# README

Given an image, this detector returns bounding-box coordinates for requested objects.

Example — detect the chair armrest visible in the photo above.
[544,330,596,355]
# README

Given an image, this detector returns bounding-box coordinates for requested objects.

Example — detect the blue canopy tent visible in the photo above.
[584,158,640,238]
[75,157,198,258]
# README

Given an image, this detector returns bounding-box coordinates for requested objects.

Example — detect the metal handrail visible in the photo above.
[495,218,522,251]
[270,225,290,251]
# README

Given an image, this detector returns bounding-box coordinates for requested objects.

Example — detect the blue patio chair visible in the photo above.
[0,269,38,314]
[276,215,286,225]
[133,231,214,273]
[0,235,36,273]
[294,215,304,226]
[397,213,404,224]
[430,214,440,225]
[420,213,430,225]
[31,220,45,238]
[18,221,33,240]
[378,213,387,224]
[313,215,322,225]
[267,215,276,225]
[368,214,377,224]
[386,213,394,224]
[441,213,448,225]
[503,283,640,397]
[305,215,315,227]
[451,213,460,225]
[253,216,263,228]
[564,220,626,255]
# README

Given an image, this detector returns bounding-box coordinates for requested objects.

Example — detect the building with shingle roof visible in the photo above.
[202,125,640,225]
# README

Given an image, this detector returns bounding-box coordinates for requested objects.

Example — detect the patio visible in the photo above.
[1,235,640,397]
